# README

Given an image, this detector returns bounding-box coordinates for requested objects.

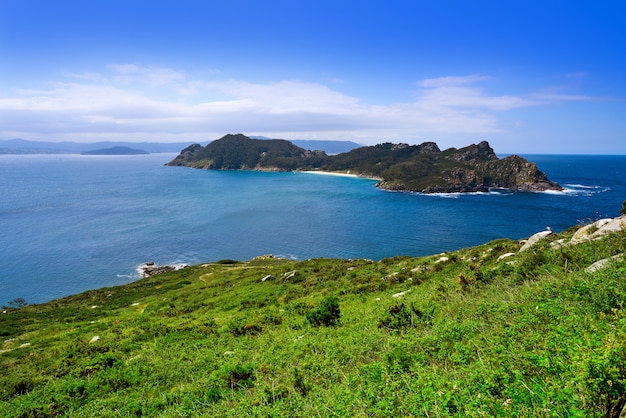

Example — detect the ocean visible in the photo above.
[1,153,625,304]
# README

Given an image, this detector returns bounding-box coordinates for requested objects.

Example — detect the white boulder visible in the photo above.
[497,252,516,261]
[519,230,552,252]
[571,216,626,244]
[585,253,624,273]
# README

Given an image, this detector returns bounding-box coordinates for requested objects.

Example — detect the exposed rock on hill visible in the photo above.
[166,134,562,193]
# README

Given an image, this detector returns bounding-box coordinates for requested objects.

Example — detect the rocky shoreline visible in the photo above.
[138,262,188,278]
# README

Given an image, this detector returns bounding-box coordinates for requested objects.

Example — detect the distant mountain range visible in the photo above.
[252,137,362,155]
[80,146,149,155]
[0,139,196,154]
[0,138,362,155]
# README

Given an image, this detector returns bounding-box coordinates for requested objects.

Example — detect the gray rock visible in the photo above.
[282,270,298,280]
[584,253,624,273]
[519,230,552,252]
[261,274,275,282]
[571,216,626,244]
[497,252,516,261]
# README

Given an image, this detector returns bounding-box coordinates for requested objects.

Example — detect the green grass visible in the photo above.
[1,227,626,417]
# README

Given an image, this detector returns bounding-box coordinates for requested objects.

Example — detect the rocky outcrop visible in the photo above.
[520,215,626,274]
[484,155,561,192]
[585,253,625,273]
[550,215,626,250]
[519,229,553,252]
[139,262,188,278]
[519,215,626,255]
[570,216,626,244]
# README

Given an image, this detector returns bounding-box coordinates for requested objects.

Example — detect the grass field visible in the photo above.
[2,218,625,417]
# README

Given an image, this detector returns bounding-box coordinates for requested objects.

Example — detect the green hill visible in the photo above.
[166,134,562,193]
[2,215,625,417]
[166,134,328,171]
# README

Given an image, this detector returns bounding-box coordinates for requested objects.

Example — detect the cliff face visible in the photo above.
[483,155,562,191]
[167,134,562,193]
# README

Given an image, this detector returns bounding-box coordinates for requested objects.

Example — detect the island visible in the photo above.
[81,146,149,155]
[166,133,562,193]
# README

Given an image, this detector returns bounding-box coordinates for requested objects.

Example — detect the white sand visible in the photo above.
[299,170,381,181]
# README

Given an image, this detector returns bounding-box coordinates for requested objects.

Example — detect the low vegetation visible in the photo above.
[2,219,626,416]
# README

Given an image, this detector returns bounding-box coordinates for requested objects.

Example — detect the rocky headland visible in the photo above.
[166,134,562,193]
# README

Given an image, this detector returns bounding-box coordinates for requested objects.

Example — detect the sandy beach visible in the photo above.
[299,170,381,181]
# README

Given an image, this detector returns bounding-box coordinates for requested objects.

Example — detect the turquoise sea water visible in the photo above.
[1,153,625,304]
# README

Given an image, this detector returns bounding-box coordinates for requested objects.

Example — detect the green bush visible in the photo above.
[227,317,263,336]
[225,363,256,389]
[203,387,222,403]
[293,367,311,396]
[306,296,341,327]
[378,302,432,330]
[385,346,413,373]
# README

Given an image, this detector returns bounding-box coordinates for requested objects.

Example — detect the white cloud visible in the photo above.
[0,65,608,143]
[202,79,362,114]
[419,74,492,88]
[530,92,598,102]
[416,75,538,110]
[108,64,186,86]
[63,71,108,83]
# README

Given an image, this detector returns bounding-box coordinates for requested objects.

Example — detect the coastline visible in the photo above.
[298,170,382,181]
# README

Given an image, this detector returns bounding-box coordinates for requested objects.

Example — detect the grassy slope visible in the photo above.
[1,227,626,417]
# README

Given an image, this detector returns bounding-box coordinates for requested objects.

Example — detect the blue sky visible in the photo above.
[0,1,624,153]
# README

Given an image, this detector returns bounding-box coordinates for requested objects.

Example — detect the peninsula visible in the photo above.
[166,134,562,193]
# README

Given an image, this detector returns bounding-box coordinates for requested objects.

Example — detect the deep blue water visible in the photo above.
[1,153,625,304]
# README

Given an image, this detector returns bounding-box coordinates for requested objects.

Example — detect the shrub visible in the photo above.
[306,296,341,327]
[293,367,311,396]
[385,346,413,373]
[227,317,263,336]
[290,301,313,315]
[6,378,35,397]
[216,259,240,264]
[378,302,432,330]
[204,387,222,403]
[261,307,284,326]
[225,363,256,389]
[201,319,218,334]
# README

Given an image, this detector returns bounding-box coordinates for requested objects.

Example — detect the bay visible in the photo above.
[1,153,625,304]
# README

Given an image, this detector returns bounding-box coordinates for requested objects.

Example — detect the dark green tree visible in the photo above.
[620,199,626,215]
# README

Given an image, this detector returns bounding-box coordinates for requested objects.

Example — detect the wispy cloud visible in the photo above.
[419,74,492,88]
[108,64,186,86]
[0,65,610,143]
[530,92,599,102]
[416,79,537,111]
